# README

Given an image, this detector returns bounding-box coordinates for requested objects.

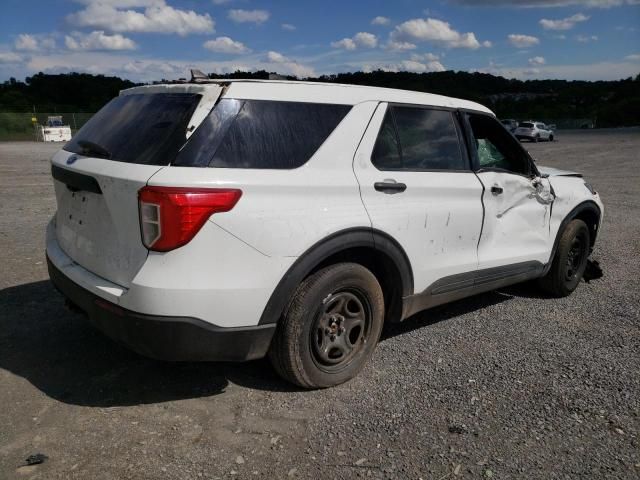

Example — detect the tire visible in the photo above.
[539,219,590,297]
[269,263,384,389]
[549,135,554,142]
[533,135,539,143]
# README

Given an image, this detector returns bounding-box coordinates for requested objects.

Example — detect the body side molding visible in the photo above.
[402,261,544,320]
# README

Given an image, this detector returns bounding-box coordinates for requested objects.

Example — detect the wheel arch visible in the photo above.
[258,228,414,326]
[544,200,601,275]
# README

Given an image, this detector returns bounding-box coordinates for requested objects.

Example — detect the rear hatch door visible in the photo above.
[51,85,222,287]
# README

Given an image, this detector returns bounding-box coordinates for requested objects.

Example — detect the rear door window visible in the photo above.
[372,105,467,171]
[175,100,351,169]
[64,93,201,165]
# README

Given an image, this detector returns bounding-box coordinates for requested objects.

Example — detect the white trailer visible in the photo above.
[36,116,72,142]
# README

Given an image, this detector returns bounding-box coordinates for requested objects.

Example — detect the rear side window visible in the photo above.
[520,122,534,128]
[372,105,466,171]
[175,99,351,169]
[64,93,200,165]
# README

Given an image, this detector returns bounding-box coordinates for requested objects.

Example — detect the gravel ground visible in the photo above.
[1,130,639,479]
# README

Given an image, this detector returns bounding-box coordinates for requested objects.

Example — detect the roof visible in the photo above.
[122,79,494,115]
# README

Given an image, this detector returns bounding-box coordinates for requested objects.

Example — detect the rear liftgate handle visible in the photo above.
[491,185,504,195]
[374,179,407,194]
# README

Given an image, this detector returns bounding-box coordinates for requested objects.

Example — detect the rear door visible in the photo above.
[353,103,484,293]
[463,113,555,270]
[52,87,219,287]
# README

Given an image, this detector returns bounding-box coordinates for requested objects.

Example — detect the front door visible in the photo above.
[464,113,555,270]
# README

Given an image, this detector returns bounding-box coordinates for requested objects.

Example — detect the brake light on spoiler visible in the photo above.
[138,186,242,252]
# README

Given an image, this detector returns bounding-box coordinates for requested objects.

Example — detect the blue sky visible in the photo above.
[1,0,639,82]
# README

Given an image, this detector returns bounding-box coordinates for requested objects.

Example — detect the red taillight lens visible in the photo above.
[138,186,242,252]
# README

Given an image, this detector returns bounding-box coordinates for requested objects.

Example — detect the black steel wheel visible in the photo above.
[539,219,590,297]
[269,263,384,388]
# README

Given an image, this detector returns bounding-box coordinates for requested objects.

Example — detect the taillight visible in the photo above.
[138,186,242,252]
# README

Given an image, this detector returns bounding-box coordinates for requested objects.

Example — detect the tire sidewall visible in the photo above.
[291,265,384,388]
[555,220,590,295]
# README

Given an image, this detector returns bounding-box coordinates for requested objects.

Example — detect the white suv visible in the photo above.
[47,80,603,388]
[515,121,554,142]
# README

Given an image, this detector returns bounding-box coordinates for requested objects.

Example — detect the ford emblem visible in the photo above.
[66,155,78,165]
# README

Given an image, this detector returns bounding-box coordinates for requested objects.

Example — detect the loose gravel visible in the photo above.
[1,130,639,479]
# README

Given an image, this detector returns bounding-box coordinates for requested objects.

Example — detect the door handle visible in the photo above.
[374,181,407,194]
[491,185,503,195]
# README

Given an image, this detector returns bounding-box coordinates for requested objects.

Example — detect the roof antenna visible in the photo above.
[190,69,209,82]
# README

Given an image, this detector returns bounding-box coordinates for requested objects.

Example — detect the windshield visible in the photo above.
[64,93,200,165]
[520,122,534,128]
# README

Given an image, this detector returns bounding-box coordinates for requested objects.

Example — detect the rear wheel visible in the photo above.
[539,219,590,297]
[549,134,554,142]
[269,263,384,388]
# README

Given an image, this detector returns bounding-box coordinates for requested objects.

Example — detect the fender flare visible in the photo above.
[258,227,414,325]
[543,200,601,275]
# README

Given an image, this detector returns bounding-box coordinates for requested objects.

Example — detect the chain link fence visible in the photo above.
[0,112,95,141]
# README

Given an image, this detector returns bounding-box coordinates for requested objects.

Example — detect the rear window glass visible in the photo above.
[372,105,466,171]
[174,99,351,169]
[64,93,200,165]
[520,122,534,128]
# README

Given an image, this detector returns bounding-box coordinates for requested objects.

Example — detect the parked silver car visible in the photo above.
[515,121,554,142]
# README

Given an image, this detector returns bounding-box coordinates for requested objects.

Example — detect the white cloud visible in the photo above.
[15,34,39,51]
[528,56,546,65]
[227,9,269,24]
[203,36,250,54]
[212,0,232,4]
[508,34,540,48]
[371,16,391,26]
[390,18,487,49]
[14,34,57,52]
[450,0,640,7]
[281,23,296,31]
[476,59,640,81]
[0,52,23,63]
[576,34,599,42]
[65,31,137,51]
[67,0,214,36]
[410,52,440,62]
[264,50,315,77]
[385,40,417,51]
[266,51,289,63]
[331,32,378,50]
[540,13,589,30]
[363,58,446,73]
[625,53,640,61]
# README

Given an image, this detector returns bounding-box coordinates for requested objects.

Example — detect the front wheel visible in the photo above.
[539,219,590,297]
[269,263,385,388]
[549,134,554,142]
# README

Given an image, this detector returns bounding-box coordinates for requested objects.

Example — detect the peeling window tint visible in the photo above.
[175,99,351,169]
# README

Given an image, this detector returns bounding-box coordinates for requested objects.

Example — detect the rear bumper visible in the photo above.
[47,256,276,362]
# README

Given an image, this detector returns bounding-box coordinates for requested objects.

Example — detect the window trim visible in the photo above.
[370,102,474,174]
[459,109,539,178]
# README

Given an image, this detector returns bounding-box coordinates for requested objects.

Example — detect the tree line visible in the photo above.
[2,70,639,128]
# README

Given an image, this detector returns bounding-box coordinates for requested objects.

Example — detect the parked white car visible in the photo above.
[47,80,603,388]
[515,121,554,142]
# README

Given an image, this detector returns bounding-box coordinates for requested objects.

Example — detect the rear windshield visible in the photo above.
[174,99,351,169]
[520,122,534,128]
[64,93,200,165]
